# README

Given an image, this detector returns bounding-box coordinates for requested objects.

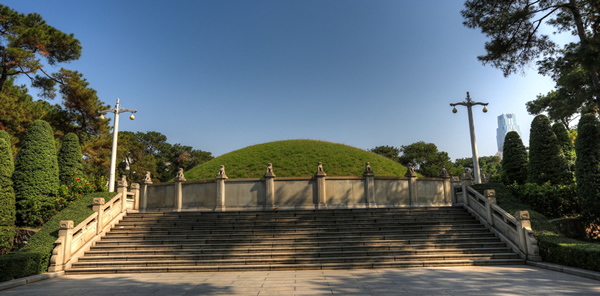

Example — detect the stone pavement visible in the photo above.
[1,265,599,296]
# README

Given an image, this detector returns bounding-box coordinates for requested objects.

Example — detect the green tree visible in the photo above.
[501,131,528,185]
[462,0,600,106]
[552,122,576,174]
[13,120,59,226]
[57,132,83,185]
[0,134,15,254]
[398,141,461,177]
[575,113,600,231]
[369,146,400,162]
[0,4,81,93]
[455,156,502,180]
[528,115,572,185]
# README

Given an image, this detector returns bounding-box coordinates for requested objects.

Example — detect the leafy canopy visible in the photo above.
[398,141,462,177]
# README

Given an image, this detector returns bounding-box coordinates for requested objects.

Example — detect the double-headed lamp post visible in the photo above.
[99,99,137,192]
[450,92,488,184]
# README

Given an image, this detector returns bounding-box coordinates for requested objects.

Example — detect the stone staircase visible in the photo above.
[66,207,524,274]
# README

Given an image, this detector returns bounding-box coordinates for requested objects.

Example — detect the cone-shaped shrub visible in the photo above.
[13,120,59,226]
[0,136,15,254]
[575,113,600,229]
[528,115,572,185]
[58,133,83,185]
[501,131,528,185]
[552,122,575,174]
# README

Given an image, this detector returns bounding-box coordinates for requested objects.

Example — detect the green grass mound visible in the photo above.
[184,140,408,180]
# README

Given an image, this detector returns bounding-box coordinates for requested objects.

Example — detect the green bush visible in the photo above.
[575,113,600,230]
[0,137,15,254]
[472,183,600,272]
[13,120,60,227]
[552,122,575,174]
[528,115,572,185]
[0,192,115,282]
[57,133,83,186]
[55,175,98,210]
[506,183,578,219]
[501,131,528,185]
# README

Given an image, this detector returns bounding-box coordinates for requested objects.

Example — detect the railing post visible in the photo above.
[130,183,140,210]
[59,220,74,265]
[117,175,128,213]
[264,163,276,209]
[405,163,417,206]
[364,162,376,207]
[315,162,327,209]
[515,211,542,261]
[451,176,460,204]
[174,168,186,211]
[440,166,451,205]
[461,169,473,206]
[93,198,106,235]
[216,165,227,211]
[484,189,496,226]
[140,172,153,211]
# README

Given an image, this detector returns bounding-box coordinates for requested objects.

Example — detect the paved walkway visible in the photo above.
[1,265,599,296]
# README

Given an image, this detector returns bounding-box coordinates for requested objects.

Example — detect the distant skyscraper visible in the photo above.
[496,113,521,154]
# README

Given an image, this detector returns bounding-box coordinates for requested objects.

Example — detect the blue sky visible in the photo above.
[6,1,568,160]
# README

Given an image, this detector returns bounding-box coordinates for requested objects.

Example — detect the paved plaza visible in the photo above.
[1,265,599,296]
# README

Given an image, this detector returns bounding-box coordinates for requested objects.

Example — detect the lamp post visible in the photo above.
[450,92,488,184]
[99,99,137,192]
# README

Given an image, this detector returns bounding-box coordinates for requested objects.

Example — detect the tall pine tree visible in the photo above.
[528,115,572,185]
[57,133,83,185]
[501,131,528,185]
[575,113,600,232]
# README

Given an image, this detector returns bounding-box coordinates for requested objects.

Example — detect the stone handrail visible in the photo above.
[461,181,541,261]
[48,179,140,272]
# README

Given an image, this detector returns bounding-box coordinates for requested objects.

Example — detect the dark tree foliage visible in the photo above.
[501,131,528,185]
[0,137,15,254]
[369,146,400,162]
[398,141,462,177]
[552,122,576,174]
[0,4,81,94]
[57,132,83,185]
[528,115,572,185]
[13,120,59,226]
[454,156,502,179]
[575,113,600,231]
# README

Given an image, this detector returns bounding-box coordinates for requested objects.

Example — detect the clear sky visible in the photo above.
[5,1,569,160]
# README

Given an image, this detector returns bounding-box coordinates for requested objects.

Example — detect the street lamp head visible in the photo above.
[452,107,457,114]
[99,114,105,120]
[483,107,488,113]
[129,114,135,120]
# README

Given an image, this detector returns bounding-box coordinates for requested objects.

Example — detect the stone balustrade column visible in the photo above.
[216,165,228,211]
[264,163,276,208]
[58,220,74,265]
[363,162,375,207]
[140,172,153,211]
[315,162,327,209]
[405,163,417,206]
[174,168,186,211]
[130,183,140,210]
[440,166,452,205]
[484,189,496,226]
[93,198,106,235]
[117,175,128,213]
[461,169,473,206]
[515,211,542,261]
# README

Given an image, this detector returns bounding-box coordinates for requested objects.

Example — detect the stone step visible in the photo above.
[119,213,475,222]
[84,242,510,257]
[65,259,526,275]
[78,247,515,262]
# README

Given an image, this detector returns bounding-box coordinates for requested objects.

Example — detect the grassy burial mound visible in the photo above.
[183,140,408,180]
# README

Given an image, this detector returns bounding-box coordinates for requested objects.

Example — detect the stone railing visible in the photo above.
[460,178,541,261]
[139,162,455,211]
[48,177,140,272]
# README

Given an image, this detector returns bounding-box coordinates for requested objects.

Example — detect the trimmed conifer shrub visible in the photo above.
[528,115,572,185]
[0,137,16,254]
[501,131,528,185]
[575,113,600,232]
[552,122,575,174]
[13,120,59,226]
[58,133,83,185]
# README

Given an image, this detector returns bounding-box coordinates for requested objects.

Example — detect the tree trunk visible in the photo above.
[569,0,600,106]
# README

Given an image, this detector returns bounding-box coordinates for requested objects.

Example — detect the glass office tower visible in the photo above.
[496,113,521,153]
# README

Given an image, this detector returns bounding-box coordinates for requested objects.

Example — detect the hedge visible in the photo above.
[501,131,528,185]
[0,137,15,254]
[0,192,115,282]
[528,115,572,185]
[57,133,83,186]
[472,183,600,272]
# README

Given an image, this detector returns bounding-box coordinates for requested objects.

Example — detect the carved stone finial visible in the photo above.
[117,175,128,187]
[315,162,326,177]
[463,168,473,180]
[363,162,374,177]
[175,168,186,182]
[142,171,153,184]
[405,162,417,177]
[217,165,228,179]
[264,163,276,178]
[440,165,450,178]
[515,211,530,221]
